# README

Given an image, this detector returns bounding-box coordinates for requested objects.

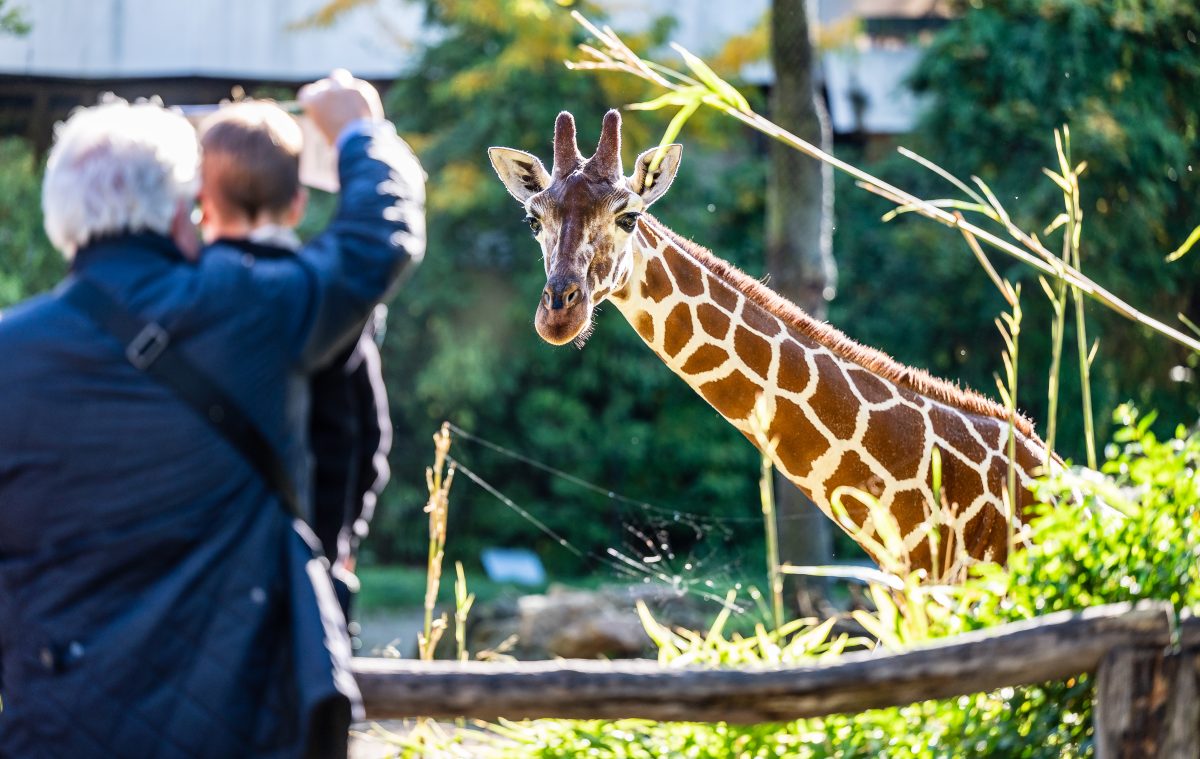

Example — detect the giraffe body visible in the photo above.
[611,216,1048,573]
[488,110,1053,578]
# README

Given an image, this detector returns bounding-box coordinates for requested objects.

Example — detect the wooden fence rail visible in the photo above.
[350,601,1199,758]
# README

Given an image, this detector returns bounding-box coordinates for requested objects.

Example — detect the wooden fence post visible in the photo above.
[1095,610,1200,759]
[1156,616,1200,759]
[1095,646,1172,758]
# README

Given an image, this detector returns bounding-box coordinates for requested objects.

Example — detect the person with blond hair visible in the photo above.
[0,72,424,758]
[196,100,394,625]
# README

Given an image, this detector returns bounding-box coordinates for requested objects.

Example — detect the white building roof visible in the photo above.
[0,0,419,80]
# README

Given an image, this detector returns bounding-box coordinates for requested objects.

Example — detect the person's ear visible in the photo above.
[286,187,309,227]
[171,200,201,261]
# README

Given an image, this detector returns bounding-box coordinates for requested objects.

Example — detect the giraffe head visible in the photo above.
[489,110,682,346]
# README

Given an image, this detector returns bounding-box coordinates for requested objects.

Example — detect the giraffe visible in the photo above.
[488,110,1053,578]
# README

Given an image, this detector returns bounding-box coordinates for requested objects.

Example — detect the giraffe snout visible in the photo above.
[535,277,592,346]
[542,279,582,311]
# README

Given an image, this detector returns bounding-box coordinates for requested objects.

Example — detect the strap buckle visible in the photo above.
[126,322,170,370]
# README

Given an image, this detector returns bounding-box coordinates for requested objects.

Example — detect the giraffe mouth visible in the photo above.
[534,298,594,347]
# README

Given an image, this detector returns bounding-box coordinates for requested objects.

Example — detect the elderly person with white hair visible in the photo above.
[0,72,424,758]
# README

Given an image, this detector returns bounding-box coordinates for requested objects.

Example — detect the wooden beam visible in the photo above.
[352,602,1170,724]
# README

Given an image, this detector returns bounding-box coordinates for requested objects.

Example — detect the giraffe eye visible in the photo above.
[524,215,542,235]
[616,212,641,233]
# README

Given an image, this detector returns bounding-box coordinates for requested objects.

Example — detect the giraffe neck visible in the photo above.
[610,216,1050,577]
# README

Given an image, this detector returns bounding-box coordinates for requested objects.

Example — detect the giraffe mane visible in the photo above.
[643,215,1038,439]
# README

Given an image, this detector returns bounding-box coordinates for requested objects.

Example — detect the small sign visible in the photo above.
[481,547,546,586]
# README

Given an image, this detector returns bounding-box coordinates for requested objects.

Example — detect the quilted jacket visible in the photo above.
[0,125,425,758]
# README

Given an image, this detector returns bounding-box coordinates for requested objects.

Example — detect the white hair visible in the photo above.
[42,95,199,258]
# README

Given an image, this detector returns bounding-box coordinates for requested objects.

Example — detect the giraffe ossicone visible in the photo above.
[489,110,1054,580]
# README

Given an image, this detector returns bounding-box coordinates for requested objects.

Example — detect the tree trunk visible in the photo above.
[767,0,838,593]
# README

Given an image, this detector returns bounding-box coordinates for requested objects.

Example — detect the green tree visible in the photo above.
[0,138,64,307]
[830,0,1200,460]
[767,0,837,586]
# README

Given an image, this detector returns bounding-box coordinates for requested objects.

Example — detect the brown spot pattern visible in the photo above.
[589,257,611,287]
[709,276,739,311]
[941,458,985,514]
[930,406,987,462]
[743,306,782,338]
[663,249,705,297]
[682,344,729,374]
[699,371,760,420]
[734,327,772,380]
[891,486,936,568]
[985,455,1007,496]
[979,419,1004,450]
[890,488,929,533]
[638,221,660,249]
[634,311,654,341]
[808,355,858,440]
[697,304,731,339]
[848,369,893,405]
[861,404,925,481]
[964,504,1004,561]
[824,451,876,528]
[1013,433,1043,478]
[769,400,829,479]
[777,340,810,394]
[907,538,933,573]
[663,303,693,358]
[641,258,672,303]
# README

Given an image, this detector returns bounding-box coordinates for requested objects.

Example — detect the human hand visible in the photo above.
[297,69,385,146]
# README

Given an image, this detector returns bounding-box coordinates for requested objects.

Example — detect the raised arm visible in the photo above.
[293,71,426,369]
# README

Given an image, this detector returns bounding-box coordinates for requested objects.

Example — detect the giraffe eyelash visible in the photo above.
[616,212,641,233]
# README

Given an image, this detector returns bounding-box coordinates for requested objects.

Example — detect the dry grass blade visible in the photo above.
[897,146,988,207]
[957,214,1012,306]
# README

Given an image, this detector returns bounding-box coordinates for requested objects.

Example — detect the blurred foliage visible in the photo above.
[0,138,63,307]
[0,0,30,37]
[433,408,1200,757]
[365,0,774,572]
[830,0,1200,463]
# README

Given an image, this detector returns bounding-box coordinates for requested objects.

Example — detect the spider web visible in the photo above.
[445,422,778,613]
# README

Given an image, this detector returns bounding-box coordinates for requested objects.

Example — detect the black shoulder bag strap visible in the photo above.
[61,276,303,521]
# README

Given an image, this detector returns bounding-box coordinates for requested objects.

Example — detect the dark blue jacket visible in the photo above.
[0,126,424,758]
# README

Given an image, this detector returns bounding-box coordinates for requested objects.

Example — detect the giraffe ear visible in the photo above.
[488,147,551,203]
[628,144,682,206]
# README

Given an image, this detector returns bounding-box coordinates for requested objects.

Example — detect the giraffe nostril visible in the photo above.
[543,281,582,310]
